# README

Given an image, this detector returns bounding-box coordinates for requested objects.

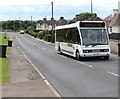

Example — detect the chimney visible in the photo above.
[60,17,64,20]
[113,9,119,16]
[43,18,47,21]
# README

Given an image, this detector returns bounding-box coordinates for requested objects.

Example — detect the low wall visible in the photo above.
[109,39,119,54]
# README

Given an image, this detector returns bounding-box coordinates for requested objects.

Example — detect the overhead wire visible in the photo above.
[39,3,51,19]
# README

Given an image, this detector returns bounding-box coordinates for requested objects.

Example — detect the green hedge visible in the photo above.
[43,34,52,42]
[26,29,55,43]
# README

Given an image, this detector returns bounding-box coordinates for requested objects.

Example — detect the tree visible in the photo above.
[77,12,92,20]
[0,20,36,32]
[68,12,92,24]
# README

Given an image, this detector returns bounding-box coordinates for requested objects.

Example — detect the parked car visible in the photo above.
[20,30,25,34]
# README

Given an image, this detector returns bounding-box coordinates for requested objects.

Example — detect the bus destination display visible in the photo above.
[80,22,105,27]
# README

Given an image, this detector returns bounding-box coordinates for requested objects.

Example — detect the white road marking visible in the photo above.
[49,51,54,53]
[76,61,93,68]
[33,43,36,45]
[107,71,119,77]
[58,54,93,67]
[42,47,46,50]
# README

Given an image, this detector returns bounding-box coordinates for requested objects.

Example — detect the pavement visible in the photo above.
[2,37,59,97]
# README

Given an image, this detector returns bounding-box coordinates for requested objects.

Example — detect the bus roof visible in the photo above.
[55,21,105,30]
[55,21,79,30]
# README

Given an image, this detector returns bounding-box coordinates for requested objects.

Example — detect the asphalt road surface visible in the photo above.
[11,33,119,97]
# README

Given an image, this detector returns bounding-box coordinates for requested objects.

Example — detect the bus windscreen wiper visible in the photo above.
[85,44,94,47]
[93,43,107,46]
[85,43,106,47]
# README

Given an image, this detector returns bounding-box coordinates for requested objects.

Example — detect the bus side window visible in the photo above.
[74,28,81,45]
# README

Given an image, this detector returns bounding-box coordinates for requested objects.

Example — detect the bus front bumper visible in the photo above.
[80,52,110,57]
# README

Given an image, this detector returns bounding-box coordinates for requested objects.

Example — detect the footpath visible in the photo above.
[2,38,59,97]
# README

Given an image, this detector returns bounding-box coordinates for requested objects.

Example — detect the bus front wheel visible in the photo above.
[76,51,82,61]
[104,56,109,60]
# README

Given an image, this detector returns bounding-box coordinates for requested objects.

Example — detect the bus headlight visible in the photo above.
[83,50,89,53]
[103,49,109,52]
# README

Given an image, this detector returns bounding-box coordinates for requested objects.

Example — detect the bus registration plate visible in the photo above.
[93,49,100,52]
[93,53,100,56]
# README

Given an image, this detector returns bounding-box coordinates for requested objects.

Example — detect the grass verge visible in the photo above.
[0,33,10,84]
[0,58,10,84]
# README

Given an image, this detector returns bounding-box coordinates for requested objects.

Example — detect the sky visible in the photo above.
[0,0,119,21]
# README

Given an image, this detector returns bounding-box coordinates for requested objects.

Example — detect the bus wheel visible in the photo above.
[76,51,82,61]
[104,56,109,60]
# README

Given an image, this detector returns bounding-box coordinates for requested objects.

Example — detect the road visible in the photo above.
[11,33,118,97]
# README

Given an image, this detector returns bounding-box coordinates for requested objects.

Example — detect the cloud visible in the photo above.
[0,0,119,21]
[0,0,51,6]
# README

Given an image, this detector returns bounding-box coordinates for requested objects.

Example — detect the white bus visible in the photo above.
[55,21,110,60]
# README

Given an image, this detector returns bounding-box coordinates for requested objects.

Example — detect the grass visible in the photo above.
[0,33,10,44]
[0,33,10,84]
[0,58,9,84]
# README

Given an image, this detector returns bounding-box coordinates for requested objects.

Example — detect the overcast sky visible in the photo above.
[0,0,119,21]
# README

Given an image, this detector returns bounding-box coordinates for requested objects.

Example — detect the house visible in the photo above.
[47,17,57,31]
[103,8,120,54]
[57,17,67,26]
[103,9,120,40]
[36,17,67,31]
[36,18,49,30]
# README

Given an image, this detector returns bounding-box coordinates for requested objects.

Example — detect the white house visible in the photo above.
[104,8,120,54]
[36,18,50,30]
[36,17,67,31]
[104,9,120,40]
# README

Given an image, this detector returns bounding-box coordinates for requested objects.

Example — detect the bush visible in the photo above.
[43,30,49,34]
[26,29,38,38]
[43,34,52,42]
[38,33,44,39]
[51,33,55,43]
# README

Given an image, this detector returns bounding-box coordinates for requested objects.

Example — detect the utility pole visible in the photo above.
[91,0,93,14]
[0,21,2,32]
[6,21,7,33]
[31,16,32,22]
[4,21,7,38]
[13,20,14,32]
[51,2,54,42]
[19,17,21,30]
[51,2,53,19]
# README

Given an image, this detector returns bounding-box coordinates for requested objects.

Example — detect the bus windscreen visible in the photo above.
[80,22,105,27]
